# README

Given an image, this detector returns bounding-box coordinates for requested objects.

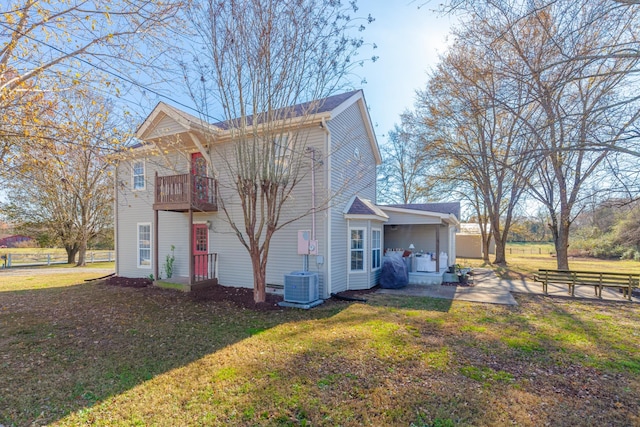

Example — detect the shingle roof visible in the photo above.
[345,196,389,219]
[348,197,375,215]
[131,89,366,151]
[382,202,461,220]
[211,90,360,130]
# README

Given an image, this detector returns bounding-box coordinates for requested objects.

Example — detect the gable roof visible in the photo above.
[344,196,389,221]
[133,90,381,163]
[135,102,218,142]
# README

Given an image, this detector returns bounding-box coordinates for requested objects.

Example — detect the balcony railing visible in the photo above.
[153,173,218,212]
[193,252,218,283]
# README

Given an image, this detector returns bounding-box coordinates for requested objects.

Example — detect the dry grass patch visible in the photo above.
[1,275,639,426]
[0,272,107,292]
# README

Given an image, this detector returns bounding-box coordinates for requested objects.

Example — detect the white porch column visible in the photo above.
[435,225,441,271]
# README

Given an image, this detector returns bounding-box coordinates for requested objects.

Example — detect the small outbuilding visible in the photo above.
[456,223,495,259]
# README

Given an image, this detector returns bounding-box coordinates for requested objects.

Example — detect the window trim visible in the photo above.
[132,160,146,191]
[349,227,366,273]
[371,228,381,271]
[137,222,152,269]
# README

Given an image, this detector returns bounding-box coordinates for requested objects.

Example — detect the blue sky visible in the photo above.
[144,2,456,145]
[351,2,455,141]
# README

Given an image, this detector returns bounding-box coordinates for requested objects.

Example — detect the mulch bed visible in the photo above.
[101,275,379,312]
[191,285,284,311]
[103,275,152,288]
[102,275,283,311]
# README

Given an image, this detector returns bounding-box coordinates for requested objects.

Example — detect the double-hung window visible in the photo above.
[138,223,151,268]
[371,229,381,270]
[350,228,365,271]
[132,160,145,190]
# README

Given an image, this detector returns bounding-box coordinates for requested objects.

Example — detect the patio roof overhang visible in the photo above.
[378,206,460,227]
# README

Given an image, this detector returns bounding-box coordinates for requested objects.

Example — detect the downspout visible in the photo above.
[367,219,371,287]
[310,147,316,243]
[321,117,332,297]
[114,164,119,276]
[154,172,159,282]
[304,146,317,273]
[347,219,350,291]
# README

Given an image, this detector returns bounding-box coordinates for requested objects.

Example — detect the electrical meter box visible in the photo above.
[297,230,318,255]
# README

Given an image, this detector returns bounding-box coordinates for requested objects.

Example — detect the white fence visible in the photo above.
[0,251,115,268]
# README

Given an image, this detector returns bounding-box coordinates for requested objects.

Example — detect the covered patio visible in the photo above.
[379,203,460,285]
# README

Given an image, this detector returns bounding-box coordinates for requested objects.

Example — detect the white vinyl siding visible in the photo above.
[328,100,378,293]
[349,228,365,272]
[137,223,151,268]
[372,228,381,270]
[210,128,328,295]
[115,93,379,295]
[116,151,195,278]
[274,133,291,171]
[132,160,145,190]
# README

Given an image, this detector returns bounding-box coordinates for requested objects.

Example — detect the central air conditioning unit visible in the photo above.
[284,271,319,304]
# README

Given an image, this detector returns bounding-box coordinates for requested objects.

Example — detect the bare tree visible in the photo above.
[471,0,640,269]
[437,0,640,160]
[417,0,640,268]
[377,116,440,204]
[415,36,536,265]
[0,0,184,169]
[2,90,123,265]
[185,0,374,302]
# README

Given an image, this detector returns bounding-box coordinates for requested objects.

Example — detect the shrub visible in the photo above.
[569,235,625,259]
[13,239,38,249]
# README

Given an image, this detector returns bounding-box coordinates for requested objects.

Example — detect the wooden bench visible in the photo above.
[534,269,638,301]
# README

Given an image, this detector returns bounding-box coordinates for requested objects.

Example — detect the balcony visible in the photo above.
[153,173,218,212]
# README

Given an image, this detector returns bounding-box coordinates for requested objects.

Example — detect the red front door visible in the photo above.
[191,152,209,204]
[193,224,208,277]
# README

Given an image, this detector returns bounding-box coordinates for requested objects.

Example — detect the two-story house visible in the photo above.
[114,90,459,299]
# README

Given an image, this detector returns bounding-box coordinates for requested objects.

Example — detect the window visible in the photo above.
[132,160,145,190]
[350,228,365,272]
[372,229,381,270]
[138,223,151,268]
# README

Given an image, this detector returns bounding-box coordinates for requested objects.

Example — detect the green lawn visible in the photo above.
[458,242,640,280]
[1,248,114,266]
[1,270,639,426]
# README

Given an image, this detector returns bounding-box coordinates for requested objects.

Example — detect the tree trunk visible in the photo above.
[493,234,507,265]
[491,218,507,265]
[554,219,570,270]
[481,234,491,263]
[548,211,570,270]
[76,239,87,267]
[250,250,266,303]
[65,243,79,264]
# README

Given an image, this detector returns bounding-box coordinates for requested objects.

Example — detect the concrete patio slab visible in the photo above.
[376,268,638,305]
